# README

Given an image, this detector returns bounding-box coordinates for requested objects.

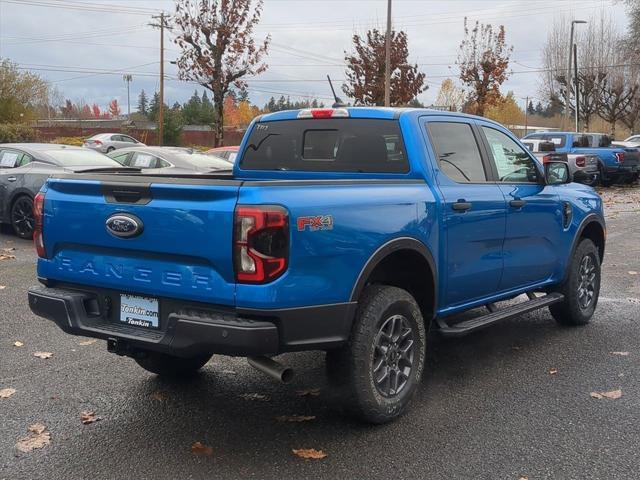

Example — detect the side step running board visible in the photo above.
[437,292,564,338]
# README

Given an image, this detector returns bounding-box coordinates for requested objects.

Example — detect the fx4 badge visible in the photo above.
[297,215,333,232]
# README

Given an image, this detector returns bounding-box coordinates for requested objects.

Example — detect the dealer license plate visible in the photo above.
[119,294,159,329]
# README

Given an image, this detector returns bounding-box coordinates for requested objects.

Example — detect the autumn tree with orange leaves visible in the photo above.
[108,99,121,117]
[457,18,513,116]
[173,0,270,146]
[343,29,426,106]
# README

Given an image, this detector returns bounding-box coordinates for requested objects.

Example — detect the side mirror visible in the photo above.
[545,161,572,185]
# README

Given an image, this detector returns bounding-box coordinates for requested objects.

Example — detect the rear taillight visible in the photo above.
[94,140,102,145]
[297,108,349,119]
[234,205,289,283]
[542,154,552,164]
[615,152,624,163]
[33,192,46,258]
[575,156,586,167]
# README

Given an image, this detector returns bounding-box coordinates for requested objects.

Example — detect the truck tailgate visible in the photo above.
[38,176,240,305]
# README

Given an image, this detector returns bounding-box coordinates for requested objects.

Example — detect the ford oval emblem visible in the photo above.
[106,214,143,238]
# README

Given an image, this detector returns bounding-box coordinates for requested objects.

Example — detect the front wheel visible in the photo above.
[550,238,601,326]
[11,195,34,239]
[326,285,427,424]
[134,351,212,377]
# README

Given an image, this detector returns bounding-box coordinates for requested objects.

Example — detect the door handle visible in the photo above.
[7,176,17,182]
[509,199,526,208]
[452,201,472,211]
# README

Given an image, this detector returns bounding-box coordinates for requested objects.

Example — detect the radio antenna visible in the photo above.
[327,75,345,108]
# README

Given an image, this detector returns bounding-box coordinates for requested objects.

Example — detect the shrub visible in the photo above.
[51,136,85,146]
[0,123,36,143]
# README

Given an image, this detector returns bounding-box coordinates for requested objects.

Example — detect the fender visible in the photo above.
[349,236,438,313]
[563,213,606,282]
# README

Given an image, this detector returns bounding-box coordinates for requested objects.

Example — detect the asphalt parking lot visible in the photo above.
[1,187,639,480]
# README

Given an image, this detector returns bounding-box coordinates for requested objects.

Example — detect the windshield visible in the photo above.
[45,149,121,166]
[176,153,232,170]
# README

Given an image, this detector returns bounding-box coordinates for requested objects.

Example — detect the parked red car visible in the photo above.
[205,146,239,164]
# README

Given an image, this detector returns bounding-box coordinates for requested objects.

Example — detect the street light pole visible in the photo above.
[565,20,586,130]
[384,0,392,107]
[123,74,132,118]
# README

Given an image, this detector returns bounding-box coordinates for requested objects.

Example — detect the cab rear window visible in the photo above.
[240,119,408,173]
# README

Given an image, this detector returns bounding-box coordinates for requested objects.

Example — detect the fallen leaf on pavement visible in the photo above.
[33,352,53,359]
[78,339,97,346]
[0,254,16,261]
[519,477,529,480]
[2,247,15,252]
[590,389,622,400]
[292,448,327,459]
[611,351,630,356]
[0,285,6,290]
[629,271,638,275]
[80,411,102,425]
[275,415,316,423]
[0,388,16,398]
[549,368,558,375]
[191,441,213,456]
[239,393,270,401]
[150,390,168,402]
[13,341,24,347]
[15,424,51,453]
[295,388,321,397]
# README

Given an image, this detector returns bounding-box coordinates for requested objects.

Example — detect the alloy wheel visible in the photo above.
[11,197,34,238]
[372,314,415,397]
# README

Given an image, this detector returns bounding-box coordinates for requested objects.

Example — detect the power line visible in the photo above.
[3,0,162,15]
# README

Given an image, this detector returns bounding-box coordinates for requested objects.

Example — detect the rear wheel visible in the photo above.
[598,166,613,187]
[106,146,115,153]
[326,285,427,424]
[550,238,601,326]
[134,351,212,377]
[11,195,34,239]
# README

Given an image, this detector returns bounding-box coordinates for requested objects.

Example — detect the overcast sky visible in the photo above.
[0,0,630,112]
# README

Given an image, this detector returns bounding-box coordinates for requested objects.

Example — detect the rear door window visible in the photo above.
[240,119,408,173]
[427,122,487,183]
[0,150,21,168]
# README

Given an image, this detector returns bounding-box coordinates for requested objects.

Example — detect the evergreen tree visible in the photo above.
[137,90,149,117]
[148,92,161,121]
[535,101,544,116]
[527,100,535,115]
[183,90,202,124]
[237,87,250,103]
[201,91,216,125]
[276,95,287,111]
[265,96,277,112]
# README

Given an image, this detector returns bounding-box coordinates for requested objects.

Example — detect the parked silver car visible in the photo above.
[83,133,145,153]
[522,139,599,186]
[612,134,640,148]
[108,146,231,174]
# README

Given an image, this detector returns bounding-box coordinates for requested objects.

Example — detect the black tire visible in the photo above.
[326,285,427,424]
[106,146,115,153]
[134,351,212,377]
[549,238,601,326]
[10,195,34,239]
[598,165,613,187]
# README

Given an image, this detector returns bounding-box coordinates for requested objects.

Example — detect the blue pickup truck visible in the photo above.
[28,108,605,424]
[522,131,640,186]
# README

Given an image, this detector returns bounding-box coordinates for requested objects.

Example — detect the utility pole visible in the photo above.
[384,0,392,107]
[574,43,580,133]
[565,20,586,130]
[123,74,132,118]
[151,12,167,145]
[524,96,529,136]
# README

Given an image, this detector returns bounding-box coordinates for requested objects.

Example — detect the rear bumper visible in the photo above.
[573,169,599,185]
[28,284,355,357]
